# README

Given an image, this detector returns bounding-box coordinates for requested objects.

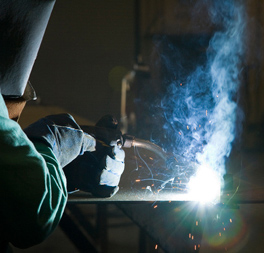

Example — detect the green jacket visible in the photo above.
[0,94,67,250]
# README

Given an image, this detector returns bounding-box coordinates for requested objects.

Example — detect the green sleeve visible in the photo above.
[0,95,67,249]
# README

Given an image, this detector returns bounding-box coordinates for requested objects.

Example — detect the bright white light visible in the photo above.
[188,164,221,203]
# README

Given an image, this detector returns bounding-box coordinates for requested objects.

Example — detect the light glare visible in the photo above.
[188,164,221,203]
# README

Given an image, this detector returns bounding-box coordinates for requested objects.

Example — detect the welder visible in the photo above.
[0,0,125,251]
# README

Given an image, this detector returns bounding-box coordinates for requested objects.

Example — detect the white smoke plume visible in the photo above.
[159,0,246,192]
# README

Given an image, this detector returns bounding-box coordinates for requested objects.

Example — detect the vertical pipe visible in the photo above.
[134,0,141,63]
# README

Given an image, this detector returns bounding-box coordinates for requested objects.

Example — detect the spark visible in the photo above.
[155,244,158,250]
[196,221,198,226]
[230,219,232,223]
[189,233,192,238]
[135,179,141,182]
[146,186,152,192]
[135,146,154,178]
[154,205,158,209]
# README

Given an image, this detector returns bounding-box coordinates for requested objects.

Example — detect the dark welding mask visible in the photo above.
[2,81,37,102]
[0,0,55,100]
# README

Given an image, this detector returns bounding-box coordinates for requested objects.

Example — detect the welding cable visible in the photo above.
[123,136,168,161]
[79,126,168,161]
[122,135,196,173]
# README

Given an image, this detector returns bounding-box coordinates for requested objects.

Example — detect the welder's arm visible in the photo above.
[23,114,96,168]
[0,95,67,249]
[23,113,125,198]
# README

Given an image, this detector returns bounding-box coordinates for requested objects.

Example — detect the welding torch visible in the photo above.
[81,125,168,161]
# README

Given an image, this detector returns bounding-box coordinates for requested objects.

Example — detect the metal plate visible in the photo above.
[68,145,205,203]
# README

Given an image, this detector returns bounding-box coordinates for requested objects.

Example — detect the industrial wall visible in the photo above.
[30,0,134,122]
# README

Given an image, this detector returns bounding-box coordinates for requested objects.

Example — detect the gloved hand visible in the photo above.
[63,115,125,197]
[24,114,96,168]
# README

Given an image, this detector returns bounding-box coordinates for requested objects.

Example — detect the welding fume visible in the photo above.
[158,0,247,204]
[118,0,246,204]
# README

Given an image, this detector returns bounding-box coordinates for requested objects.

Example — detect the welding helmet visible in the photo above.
[0,0,55,100]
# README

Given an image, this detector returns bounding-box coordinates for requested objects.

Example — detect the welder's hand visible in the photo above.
[24,114,96,168]
[81,114,123,146]
[96,139,125,190]
[63,115,125,198]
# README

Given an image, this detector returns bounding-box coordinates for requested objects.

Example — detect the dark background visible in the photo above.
[30,0,135,122]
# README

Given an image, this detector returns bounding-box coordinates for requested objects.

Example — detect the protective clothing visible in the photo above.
[0,94,67,250]
[99,140,125,187]
[24,114,96,168]
[24,114,125,197]
[0,1,66,250]
[64,115,125,197]
[0,2,125,251]
[1,95,125,251]
[0,0,55,98]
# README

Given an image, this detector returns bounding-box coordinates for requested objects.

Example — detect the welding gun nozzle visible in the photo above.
[122,134,135,148]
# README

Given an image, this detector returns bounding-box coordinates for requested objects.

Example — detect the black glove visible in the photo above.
[63,115,125,198]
